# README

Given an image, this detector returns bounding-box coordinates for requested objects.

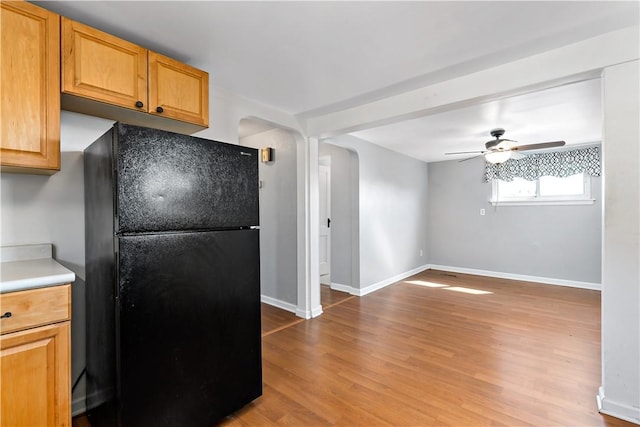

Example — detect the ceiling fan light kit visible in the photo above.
[446,127,566,164]
[485,150,512,164]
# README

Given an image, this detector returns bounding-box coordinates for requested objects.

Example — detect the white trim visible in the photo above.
[81,388,114,416]
[72,396,86,417]
[294,305,322,319]
[296,133,311,324]
[427,264,601,291]
[295,308,311,319]
[311,305,323,318]
[490,173,594,206]
[330,282,355,294]
[597,386,640,424]
[355,264,431,297]
[490,199,595,206]
[260,295,297,313]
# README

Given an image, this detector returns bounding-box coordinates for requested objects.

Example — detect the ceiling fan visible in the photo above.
[446,128,566,164]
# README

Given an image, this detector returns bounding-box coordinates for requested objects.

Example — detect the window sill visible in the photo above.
[489,199,595,206]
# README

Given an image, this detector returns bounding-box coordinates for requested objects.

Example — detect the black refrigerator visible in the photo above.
[84,123,262,426]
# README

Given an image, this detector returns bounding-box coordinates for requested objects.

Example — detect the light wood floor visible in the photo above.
[321,284,353,309]
[262,303,301,337]
[75,271,633,426]
[73,287,353,426]
[221,270,632,426]
[261,286,352,337]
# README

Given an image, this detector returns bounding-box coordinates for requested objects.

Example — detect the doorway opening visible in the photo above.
[319,158,331,286]
[318,142,359,309]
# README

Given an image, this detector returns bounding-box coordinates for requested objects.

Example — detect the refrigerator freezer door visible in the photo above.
[116,230,262,426]
[115,124,259,233]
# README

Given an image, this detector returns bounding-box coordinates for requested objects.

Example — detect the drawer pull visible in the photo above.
[1,312,12,319]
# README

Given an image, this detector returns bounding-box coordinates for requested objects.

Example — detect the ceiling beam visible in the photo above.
[304,26,640,139]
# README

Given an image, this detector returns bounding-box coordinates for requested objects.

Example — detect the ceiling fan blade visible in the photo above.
[512,141,566,151]
[487,138,517,144]
[458,154,485,163]
[445,150,486,155]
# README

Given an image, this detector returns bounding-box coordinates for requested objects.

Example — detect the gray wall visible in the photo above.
[1,112,115,413]
[427,155,602,284]
[328,135,429,289]
[240,127,298,306]
[319,142,358,287]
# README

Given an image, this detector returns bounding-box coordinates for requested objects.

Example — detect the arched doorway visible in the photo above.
[238,117,316,318]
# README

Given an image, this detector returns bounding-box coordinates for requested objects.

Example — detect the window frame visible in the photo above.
[490,173,594,206]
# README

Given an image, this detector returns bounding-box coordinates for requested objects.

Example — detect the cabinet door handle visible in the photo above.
[135,101,144,108]
[1,312,12,319]
[156,106,164,113]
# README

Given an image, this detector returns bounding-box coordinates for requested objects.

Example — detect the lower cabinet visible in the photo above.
[0,285,71,427]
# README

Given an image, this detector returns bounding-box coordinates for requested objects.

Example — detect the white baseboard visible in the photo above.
[355,264,431,297]
[260,294,297,313]
[295,308,311,319]
[597,386,640,424]
[77,388,114,417]
[295,306,323,319]
[427,264,601,291]
[260,294,318,319]
[330,282,356,294]
[311,305,323,318]
[72,396,86,417]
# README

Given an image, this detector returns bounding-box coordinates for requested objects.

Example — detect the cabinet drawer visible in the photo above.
[0,285,71,334]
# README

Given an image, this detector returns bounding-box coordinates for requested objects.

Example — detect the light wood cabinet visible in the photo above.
[0,285,71,427]
[62,17,209,132]
[148,52,209,127]
[61,18,147,112]
[0,1,60,174]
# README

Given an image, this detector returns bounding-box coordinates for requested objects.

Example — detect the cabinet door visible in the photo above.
[1,322,71,427]
[148,52,209,127]
[0,1,60,173]
[62,18,148,112]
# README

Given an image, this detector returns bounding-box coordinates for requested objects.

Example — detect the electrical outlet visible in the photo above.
[420,250,423,257]
[480,208,486,216]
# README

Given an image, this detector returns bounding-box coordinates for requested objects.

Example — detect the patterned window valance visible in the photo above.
[484,146,601,182]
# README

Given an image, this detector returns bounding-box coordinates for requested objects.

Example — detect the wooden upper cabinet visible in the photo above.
[62,17,148,112]
[149,52,209,127]
[61,17,209,132]
[0,1,60,173]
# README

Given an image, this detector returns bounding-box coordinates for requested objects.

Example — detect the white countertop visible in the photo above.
[0,244,76,294]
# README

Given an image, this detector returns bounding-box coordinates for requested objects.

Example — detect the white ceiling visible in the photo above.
[351,78,603,162]
[37,1,638,162]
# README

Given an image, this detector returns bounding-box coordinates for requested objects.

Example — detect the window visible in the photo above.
[491,173,593,205]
